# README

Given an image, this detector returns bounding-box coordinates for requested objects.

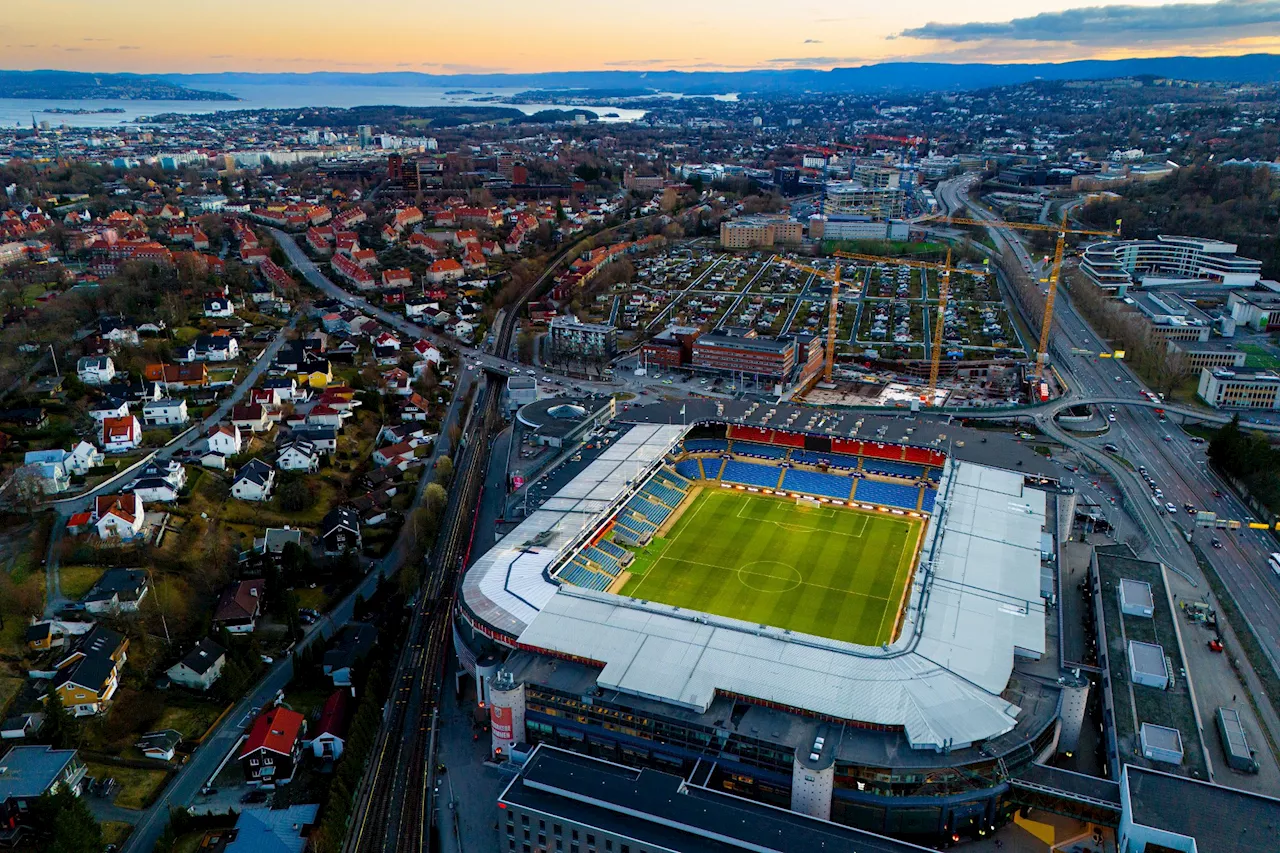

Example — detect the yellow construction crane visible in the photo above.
[921,214,1119,384]
[836,250,958,405]
[782,251,971,404]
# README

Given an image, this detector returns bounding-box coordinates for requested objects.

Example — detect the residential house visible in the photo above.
[399,393,431,422]
[93,493,145,541]
[306,404,343,428]
[129,476,178,503]
[289,425,338,453]
[142,398,189,426]
[24,619,92,654]
[144,363,208,390]
[254,528,303,559]
[89,398,130,423]
[308,690,351,760]
[276,439,320,472]
[165,637,225,691]
[412,339,443,364]
[20,451,70,494]
[192,334,239,362]
[352,490,393,526]
[238,706,306,786]
[66,441,104,475]
[204,297,236,318]
[231,459,275,502]
[321,506,362,556]
[297,354,333,389]
[76,356,115,386]
[99,316,140,347]
[206,423,242,456]
[371,442,416,470]
[214,579,265,634]
[223,805,319,852]
[0,713,44,742]
[0,746,86,841]
[166,636,228,692]
[263,376,306,403]
[425,258,464,284]
[100,415,142,453]
[231,403,272,434]
[47,625,128,716]
[83,567,149,614]
[323,624,377,687]
[135,730,183,761]
[382,368,412,396]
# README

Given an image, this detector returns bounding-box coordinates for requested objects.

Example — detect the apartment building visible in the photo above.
[1197,367,1280,409]
[692,328,796,380]
[719,216,803,249]
[549,316,618,358]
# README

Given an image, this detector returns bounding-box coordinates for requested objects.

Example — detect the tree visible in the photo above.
[423,482,448,515]
[278,475,314,513]
[30,788,101,853]
[434,455,453,487]
[41,690,76,750]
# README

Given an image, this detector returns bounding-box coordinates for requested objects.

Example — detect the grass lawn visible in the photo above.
[293,586,332,613]
[85,762,171,810]
[155,700,226,742]
[1239,343,1280,370]
[0,677,22,717]
[58,565,106,600]
[615,489,922,646]
[101,821,134,848]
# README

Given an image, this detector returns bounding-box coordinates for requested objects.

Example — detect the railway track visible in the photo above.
[344,231,582,853]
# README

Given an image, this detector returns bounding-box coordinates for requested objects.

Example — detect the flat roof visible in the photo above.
[1128,640,1168,680]
[1119,578,1154,610]
[1139,723,1183,754]
[514,460,1046,750]
[501,744,932,853]
[0,746,77,800]
[1125,765,1280,852]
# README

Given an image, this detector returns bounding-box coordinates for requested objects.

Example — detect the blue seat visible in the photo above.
[862,459,925,479]
[732,441,788,459]
[596,539,628,560]
[702,458,725,480]
[781,468,854,500]
[720,460,781,489]
[584,546,622,576]
[683,438,728,453]
[854,479,920,511]
[921,488,937,514]
[790,449,859,470]
[645,482,685,507]
[674,459,702,480]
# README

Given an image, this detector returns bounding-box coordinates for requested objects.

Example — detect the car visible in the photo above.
[1104,443,1119,452]
[1115,376,1122,382]
[1163,435,1173,442]
[1208,639,1224,653]
[1212,538,1223,549]
[1107,414,1116,422]
[1212,489,1223,498]
[1165,503,1178,514]
[526,369,536,375]
[260,655,273,664]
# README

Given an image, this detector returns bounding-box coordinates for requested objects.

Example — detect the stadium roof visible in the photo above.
[461,423,686,636]
[507,459,1047,751]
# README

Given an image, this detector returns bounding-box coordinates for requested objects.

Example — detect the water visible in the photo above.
[0,83,651,128]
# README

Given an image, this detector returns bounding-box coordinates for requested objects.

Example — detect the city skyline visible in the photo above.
[4,0,1278,74]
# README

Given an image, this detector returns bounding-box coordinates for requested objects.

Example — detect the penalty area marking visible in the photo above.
[731,496,870,537]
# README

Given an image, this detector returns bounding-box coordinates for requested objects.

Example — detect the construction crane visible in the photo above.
[778,259,847,384]
[834,250,957,405]
[920,214,1119,385]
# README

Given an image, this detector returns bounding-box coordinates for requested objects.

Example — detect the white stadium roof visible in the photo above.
[463,429,1049,753]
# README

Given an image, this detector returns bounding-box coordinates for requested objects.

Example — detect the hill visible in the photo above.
[0,70,234,101]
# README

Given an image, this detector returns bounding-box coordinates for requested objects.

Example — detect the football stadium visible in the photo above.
[457,399,1093,844]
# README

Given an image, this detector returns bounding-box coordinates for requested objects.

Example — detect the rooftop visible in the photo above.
[1123,765,1280,853]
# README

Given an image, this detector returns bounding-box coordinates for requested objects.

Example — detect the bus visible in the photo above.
[1268,553,1280,576]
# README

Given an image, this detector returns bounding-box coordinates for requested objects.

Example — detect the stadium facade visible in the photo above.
[455,401,1077,843]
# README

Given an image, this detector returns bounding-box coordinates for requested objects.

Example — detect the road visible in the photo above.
[935,175,1280,688]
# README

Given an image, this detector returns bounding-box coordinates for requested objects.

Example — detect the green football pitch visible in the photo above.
[617,488,922,646]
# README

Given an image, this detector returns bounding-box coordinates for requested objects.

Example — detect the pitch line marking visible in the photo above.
[651,555,897,603]
[731,497,871,537]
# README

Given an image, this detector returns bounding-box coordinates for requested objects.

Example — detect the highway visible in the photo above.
[935,174,1280,673]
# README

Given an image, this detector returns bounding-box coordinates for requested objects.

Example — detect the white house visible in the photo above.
[204,297,236,318]
[411,340,443,364]
[231,459,276,502]
[277,439,320,473]
[142,398,189,427]
[66,441,104,475]
[206,423,242,456]
[83,567,149,614]
[89,398,130,423]
[166,638,225,692]
[76,356,116,386]
[101,416,142,453]
[21,452,70,494]
[94,493,145,541]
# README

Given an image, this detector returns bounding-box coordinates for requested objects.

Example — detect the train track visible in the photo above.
[343,231,584,853]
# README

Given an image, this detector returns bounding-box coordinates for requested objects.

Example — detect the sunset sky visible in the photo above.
[5,0,1280,73]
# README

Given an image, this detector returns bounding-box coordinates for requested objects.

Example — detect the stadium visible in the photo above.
[457,399,1084,843]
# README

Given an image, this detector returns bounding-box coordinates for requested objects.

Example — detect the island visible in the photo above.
[0,70,235,101]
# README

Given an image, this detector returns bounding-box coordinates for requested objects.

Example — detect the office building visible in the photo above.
[1081,236,1262,295]
[1165,340,1247,373]
[823,183,906,219]
[1227,287,1280,331]
[1196,366,1280,409]
[641,325,700,368]
[550,316,618,358]
[498,744,930,853]
[719,216,803,249]
[811,216,910,242]
[692,328,796,379]
[358,125,374,148]
[852,164,901,190]
[1125,291,1214,342]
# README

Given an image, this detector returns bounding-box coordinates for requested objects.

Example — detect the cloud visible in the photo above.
[603,58,680,67]
[901,0,1280,44]
[118,45,140,51]
[82,37,109,42]
[767,55,866,66]
[803,39,823,44]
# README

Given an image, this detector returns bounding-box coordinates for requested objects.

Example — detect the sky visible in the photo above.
[5,0,1280,73]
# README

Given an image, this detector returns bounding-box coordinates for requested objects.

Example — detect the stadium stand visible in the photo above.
[904,446,947,466]
[732,441,789,460]
[702,458,726,480]
[863,460,925,479]
[720,460,784,489]
[683,438,728,453]
[853,479,921,511]
[644,481,686,508]
[629,496,672,526]
[921,488,938,514]
[657,468,691,488]
[781,468,854,500]
[789,449,859,470]
[584,545,624,576]
[594,539,629,561]
[674,459,702,480]
[614,515,652,544]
